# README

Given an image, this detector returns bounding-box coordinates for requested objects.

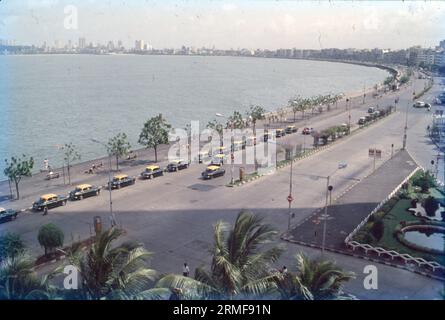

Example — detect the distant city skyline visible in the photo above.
[1,1,444,50]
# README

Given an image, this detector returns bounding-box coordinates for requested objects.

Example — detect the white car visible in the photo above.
[413,101,426,108]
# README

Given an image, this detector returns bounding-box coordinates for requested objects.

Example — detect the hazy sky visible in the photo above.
[1,0,444,50]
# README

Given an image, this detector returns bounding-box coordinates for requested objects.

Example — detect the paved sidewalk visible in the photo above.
[286,150,417,249]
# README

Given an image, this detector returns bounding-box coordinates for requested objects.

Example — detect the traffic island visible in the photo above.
[282,150,445,280]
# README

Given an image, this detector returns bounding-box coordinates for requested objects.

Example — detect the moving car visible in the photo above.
[32,193,68,211]
[201,165,226,179]
[0,207,18,224]
[69,184,101,200]
[140,166,163,179]
[413,101,426,108]
[109,174,136,188]
[216,146,226,154]
[45,171,60,180]
[167,159,189,172]
[286,125,297,134]
[302,127,313,135]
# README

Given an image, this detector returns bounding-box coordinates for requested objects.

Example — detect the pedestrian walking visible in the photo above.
[183,263,190,277]
[43,206,48,216]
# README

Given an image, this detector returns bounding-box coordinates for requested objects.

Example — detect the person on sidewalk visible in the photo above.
[183,263,190,277]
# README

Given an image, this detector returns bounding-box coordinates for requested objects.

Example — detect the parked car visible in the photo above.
[140,166,163,179]
[413,101,426,108]
[211,154,226,165]
[69,184,101,200]
[358,117,366,125]
[275,129,285,138]
[365,115,372,122]
[32,193,68,211]
[302,127,313,135]
[286,125,297,134]
[368,107,376,114]
[201,165,226,179]
[167,159,189,172]
[45,171,60,180]
[109,174,136,188]
[0,207,18,224]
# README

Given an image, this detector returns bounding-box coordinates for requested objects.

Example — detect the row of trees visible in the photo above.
[289,94,343,122]
[3,114,172,200]
[0,211,355,300]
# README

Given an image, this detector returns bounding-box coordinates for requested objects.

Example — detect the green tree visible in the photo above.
[275,253,355,300]
[64,228,163,300]
[247,106,266,172]
[139,114,171,163]
[3,155,34,200]
[228,110,246,129]
[157,211,283,299]
[107,132,131,170]
[0,233,25,262]
[38,224,64,257]
[62,142,81,185]
[207,119,225,147]
[0,254,54,300]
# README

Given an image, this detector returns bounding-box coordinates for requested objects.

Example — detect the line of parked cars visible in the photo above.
[358,107,383,125]
[23,158,195,216]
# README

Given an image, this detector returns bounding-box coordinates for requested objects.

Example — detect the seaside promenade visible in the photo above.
[1,72,443,299]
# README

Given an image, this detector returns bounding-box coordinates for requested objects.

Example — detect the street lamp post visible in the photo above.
[91,139,116,227]
[321,176,332,256]
[216,113,235,184]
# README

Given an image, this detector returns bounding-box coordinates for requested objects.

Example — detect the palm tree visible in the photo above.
[283,253,355,300]
[0,254,53,300]
[65,228,161,300]
[157,211,283,299]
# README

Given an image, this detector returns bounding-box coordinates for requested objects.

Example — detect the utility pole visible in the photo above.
[287,158,294,231]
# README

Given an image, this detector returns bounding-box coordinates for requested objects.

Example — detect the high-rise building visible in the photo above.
[135,40,145,51]
[78,37,86,49]
[440,40,445,50]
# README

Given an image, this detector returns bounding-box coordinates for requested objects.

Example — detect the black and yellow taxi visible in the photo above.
[167,159,189,172]
[286,125,297,134]
[69,184,101,200]
[201,165,225,180]
[276,128,285,138]
[140,165,164,179]
[0,207,18,224]
[109,174,136,189]
[32,193,68,211]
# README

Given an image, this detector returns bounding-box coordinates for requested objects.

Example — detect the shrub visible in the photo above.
[37,223,64,256]
[0,232,25,261]
[371,219,384,241]
[423,196,439,217]
[412,171,435,193]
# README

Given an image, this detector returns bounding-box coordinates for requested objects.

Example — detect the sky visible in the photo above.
[0,0,444,50]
